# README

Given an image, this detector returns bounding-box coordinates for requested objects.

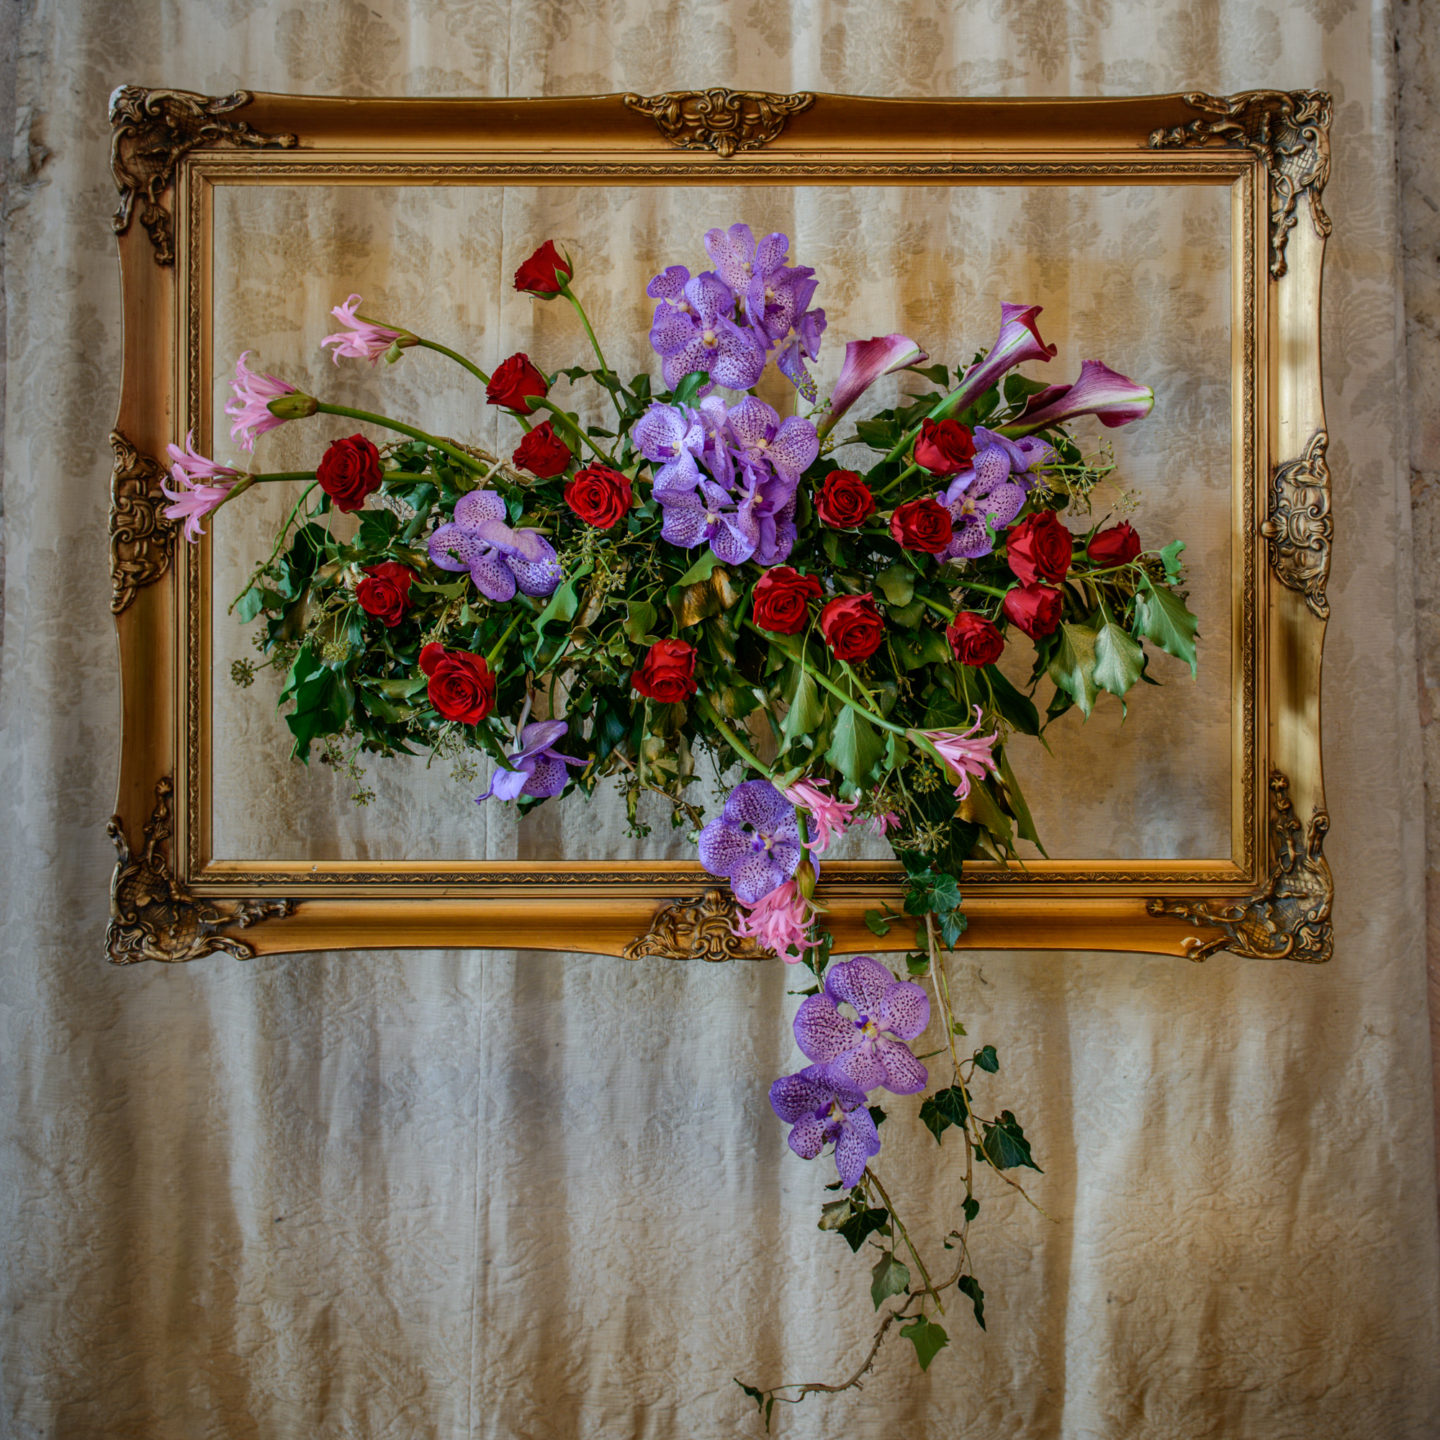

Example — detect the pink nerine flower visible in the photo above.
[871,810,902,836]
[783,778,858,855]
[160,432,242,541]
[921,708,1000,801]
[322,294,406,364]
[734,880,817,963]
[225,351,298,452]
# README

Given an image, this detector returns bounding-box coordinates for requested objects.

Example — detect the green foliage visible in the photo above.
[825,706,886,787]
[1047,622,1100,717]
[837,1206,890,1253]
[1093,620,1146,702]
[870,1253,911,1309]
[1133,576,1199,676]
[919,1084,970,1142]
[973,1044,999,1073]
[980,1110,1043,1172]
[957,1275,987,1331]
[900,1316,950,1371]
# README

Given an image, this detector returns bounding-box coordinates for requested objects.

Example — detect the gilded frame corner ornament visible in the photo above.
[109,85,297,265]
[622,89,815,156]
[1149,89,1331,279]
[109,88,1332,966]
[107,780,294,965]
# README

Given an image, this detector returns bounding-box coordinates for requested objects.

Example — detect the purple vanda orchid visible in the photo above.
[793,956,931,1095]
[698,779,803,905]
[1000,358,1155,436]
[428,489,561,601]
[769,1065,881,1189]
[647,267,766,391]
[939,426,1051,562]
[476,719,584,802]
[819,333,929,439]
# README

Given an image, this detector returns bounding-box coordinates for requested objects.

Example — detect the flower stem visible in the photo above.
[315,402,485,474]
[694,693,774,779]
[485,610,526,669]
[864,1166,943,1316]
[416,337,491,386]
[744,623,909,736]
[531,398,617,464]
[559,281,626,421]
[229,482,318,611]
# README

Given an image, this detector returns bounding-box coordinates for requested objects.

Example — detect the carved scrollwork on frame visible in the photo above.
[107,779,294,964]
[1260,430,1331,619]
[622,89,814,158]
[622,889,772,962]
[109,431,176,614]
[1149,90,1331,278]
[1147,772,1332,963]
[109,85,297,264]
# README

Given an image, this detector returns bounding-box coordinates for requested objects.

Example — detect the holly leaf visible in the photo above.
[919,1084,969,1143]
[1159,539,1186,582]
[973,1044,999,1073]
[1093,620,1145,702]
[1046,622,1100,717]
[870,1253,911,1310]
[1133,578,1199,676]
[980,1110,1042,1171]
[825,706,885,787]
[957,1275,987,1331]
[837,1206,890,1253]
[900,1317,949,1372]
[780,668,826,750]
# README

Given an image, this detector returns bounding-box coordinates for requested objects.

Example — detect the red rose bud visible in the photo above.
[355,560,415,628]
[946,611,1005,666]
[1087,521,1142,568]
[890,497,954,554]
[1005,510,1073,585]
[1002,583,1064,639]
[815,470,876,529]
[564,464,632,528]
[418,642,496,725]
[752,566,823,635]
[513,239,573,297]
[512,421,573,478]
[820,593,885,662]
[913,418,977,475]
[316,433,383,512]
[486,353,549,414]
[631,638,698,703]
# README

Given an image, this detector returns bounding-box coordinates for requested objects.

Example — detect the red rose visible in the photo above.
[355,560,415,628]
[564,464,632,528]
[820,593,885,661]
[486,353,549,414]
[890,497,954,554]
[1005,511,1073,584]
[913,419,976,475]
[418,642,496,725]
[316,434,383,512]
[816,470,876,529]
[1002,584,1064,639]
[752,566,823,635]
[632,639,697,703]
[513,421,572,478]
[513,240,572,297]
[1087,522,1142,568]
[946,611,1005,666]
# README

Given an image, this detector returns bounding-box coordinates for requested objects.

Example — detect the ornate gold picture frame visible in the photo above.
[106,87,1331,966]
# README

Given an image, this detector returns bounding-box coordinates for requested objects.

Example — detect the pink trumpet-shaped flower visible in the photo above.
[160,432,243,541]
[783,778,858,855]
[945,302,1057,417]
[920,707,1000,801]
[322,294,408,364]
[734,880,817,962]
[820,333,928,437]
[1001,358,1155,436]
[871,810,902,836]
[224,351,302,452]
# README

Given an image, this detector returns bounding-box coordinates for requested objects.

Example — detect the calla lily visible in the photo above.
[818,333,928,438]
[1000,358,1154,436]
[943,301,1057,417]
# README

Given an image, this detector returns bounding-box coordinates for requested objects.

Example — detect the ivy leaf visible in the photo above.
[234,586,264,623]
[1133,578,1199,676]
[825,706,885,787]
[900,1317,950,1372]
[532,563,592,635]
[957,1275,987,1331]
[919,1084,969,1143]
[1093,620,1145,702]
[1046,622,1100,717]
[962,1195,980,1223]
[973,1044,999,1073]
[817,1198,853,1232]
[624,599,657,643]
[674,549,724,587]
[980,1110,1043,1171]
[357,507,400,550]
[837,1206,890,1253]
[876,562,915,607]
[733,1381,775,1431]
[895,628,951,670]
[870,1253,911,1309]
[864,908,892,937]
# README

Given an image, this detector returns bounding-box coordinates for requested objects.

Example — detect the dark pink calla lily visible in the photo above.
[819,333,928,438]
[944,302,1057,416]
[999,358,1155,436]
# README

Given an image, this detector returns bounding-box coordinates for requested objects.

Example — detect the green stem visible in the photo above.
[315,402,485,474]
[743,623,909,736]
[245,470,319,483]
[532,398,616,464]
[485,610,526,669]
[874,461,920,498]
[229,482,318,611]
[695,693,774,779]
[417,337,491,386]
[864,1166,943,1316]
[959,579,1011,600]
[559,282,626,419]
[921,596,957,624]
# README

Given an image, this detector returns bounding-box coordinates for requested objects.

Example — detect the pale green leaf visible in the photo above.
[1093,621,1145,702]
[1046,622,1100,717]
[1134,580,1199,677]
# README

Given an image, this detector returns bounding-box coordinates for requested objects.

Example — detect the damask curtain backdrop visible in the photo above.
[2,3,1437,1440]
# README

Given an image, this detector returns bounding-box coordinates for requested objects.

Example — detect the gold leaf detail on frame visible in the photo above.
[109,85,297,264]
[1149,90,1331,279]
[622,889,772,962]
[1260,430,1331,620]
[1147,772,1331,963]
[622,89,815,158]
[109,431,176,614]
[107,779,294,965]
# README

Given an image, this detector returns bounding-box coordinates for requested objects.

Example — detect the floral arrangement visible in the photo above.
[168,225,1198,1418]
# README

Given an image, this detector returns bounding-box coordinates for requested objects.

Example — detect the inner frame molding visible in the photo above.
[107,88,1330,964]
